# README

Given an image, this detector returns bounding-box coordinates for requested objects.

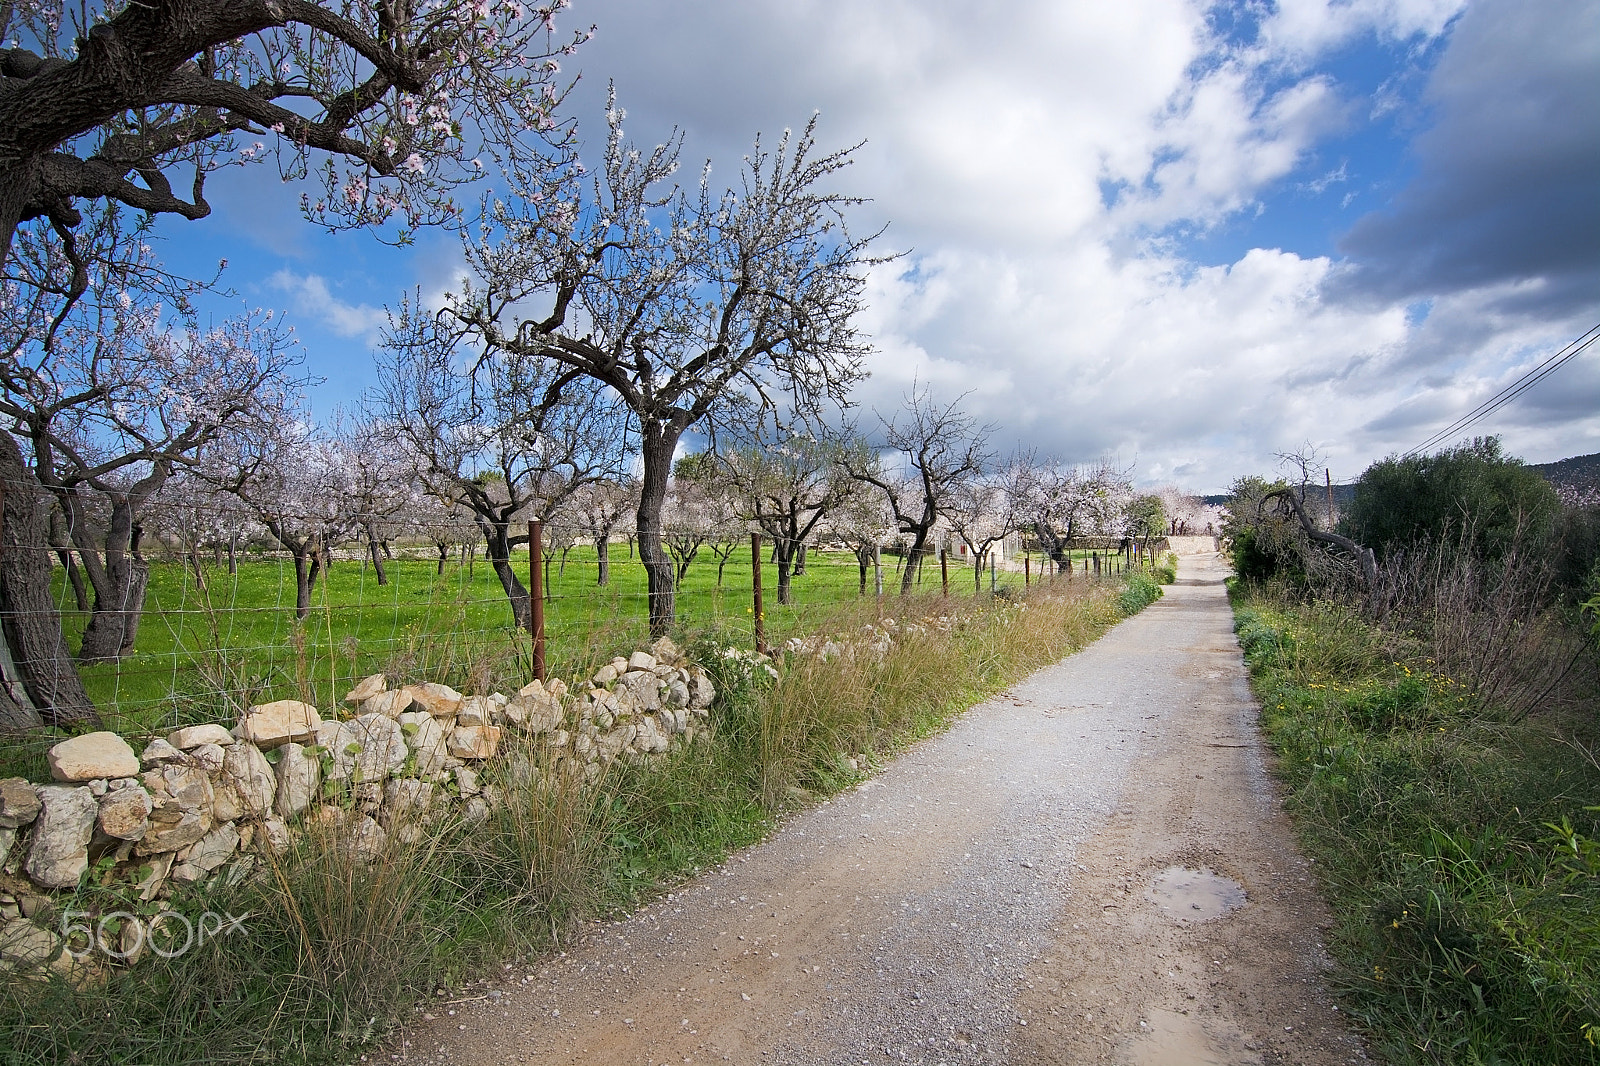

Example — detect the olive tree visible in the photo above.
[439,104,882,633]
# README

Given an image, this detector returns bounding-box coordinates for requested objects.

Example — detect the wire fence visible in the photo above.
[4,504,1140,739]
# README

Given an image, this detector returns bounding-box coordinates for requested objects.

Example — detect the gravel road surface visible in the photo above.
[395,553,1367,1065]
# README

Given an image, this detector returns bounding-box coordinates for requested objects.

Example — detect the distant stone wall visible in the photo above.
[0,637,716,976]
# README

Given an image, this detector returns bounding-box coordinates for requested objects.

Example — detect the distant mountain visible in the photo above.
[1532,452,1600,497]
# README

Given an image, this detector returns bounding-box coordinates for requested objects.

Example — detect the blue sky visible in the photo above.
[147,0,1600,493]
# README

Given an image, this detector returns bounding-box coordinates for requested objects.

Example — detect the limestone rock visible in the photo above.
[632,716,669,755]
[666,679,691,709]
[47,732,139,782]
[211,780,243,823]
[157,763,213,812]
[258,817,292,854]
[190,743,225,773]
[688,667,715,710]
[650,635,682,664]
[96,786,153,840]
[447,725,501,760]
[272,742,320,819]
[457,696,493,727]
[0,778,41,828]
[221,742,276,817]
[25,786,97,888]
[140,738,185,765]
[408,682,463,718]
[592,663,619,686]
[0,920,61,970]
[0,826,14,867]
[595,729,628,762]
[380,778,436,827]
[627,651,657,672]
[185,823,240,874]
[360,689,413,719]
[136,810,208,856]
[237,700,321,749]
[453,766,480,797]
[619,671,664,712]
[166,724,234,750]
[342,813,387,863]
[398,712,449,775]
[461,797,490,826]
[136,852,175,901]
[345,673,387,704]
[321,714,408,783]
[508,683,564,733]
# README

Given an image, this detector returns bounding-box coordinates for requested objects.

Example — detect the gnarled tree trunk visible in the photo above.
[637,424,680,636]
[0,434,98,730]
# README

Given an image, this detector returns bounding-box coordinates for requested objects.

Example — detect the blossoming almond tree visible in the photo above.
[0,0,590,288]
[373,296,632,629]
[441,102,885,633]
[847,387,993,595]
[717,426,865,606]
[1019,459,1132,572]
[0,259,304,727]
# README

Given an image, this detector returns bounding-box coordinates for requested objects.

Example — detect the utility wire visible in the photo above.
[1404,321,1600,458]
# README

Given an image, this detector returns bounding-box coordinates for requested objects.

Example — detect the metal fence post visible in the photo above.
[528,519,546,682]
[750,532,765,655]
[939,548,948,597]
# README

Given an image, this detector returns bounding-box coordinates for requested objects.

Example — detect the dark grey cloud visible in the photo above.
[1333,0,1600,312]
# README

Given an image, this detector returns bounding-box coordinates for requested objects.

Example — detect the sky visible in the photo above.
[152,0,1600,494]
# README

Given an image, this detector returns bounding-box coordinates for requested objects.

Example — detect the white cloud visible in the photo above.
[548,0,1599,490]
[268,270,388,344]
[1260,0,1466,61]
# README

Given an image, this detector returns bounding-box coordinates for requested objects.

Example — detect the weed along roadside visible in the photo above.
[1230,591,1600,1063]
[0,566,1153,1066]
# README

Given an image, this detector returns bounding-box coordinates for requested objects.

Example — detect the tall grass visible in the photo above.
[1233,585,1600,1064]
[0,571,1136,1066]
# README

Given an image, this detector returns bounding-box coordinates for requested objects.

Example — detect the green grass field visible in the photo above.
[47,543,1121,738]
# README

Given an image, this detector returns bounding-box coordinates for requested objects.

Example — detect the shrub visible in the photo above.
[1118,570,1163,614]
[1345,436,1562,564]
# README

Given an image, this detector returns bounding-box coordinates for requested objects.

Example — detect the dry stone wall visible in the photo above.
[0,637,714,976]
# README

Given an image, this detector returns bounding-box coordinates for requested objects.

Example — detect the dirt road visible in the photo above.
[397,554,1368,1065]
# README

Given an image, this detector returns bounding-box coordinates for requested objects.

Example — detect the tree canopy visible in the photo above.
[1344,437,1562,561]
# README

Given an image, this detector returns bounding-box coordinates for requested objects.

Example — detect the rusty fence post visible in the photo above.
[750,532,765,655]
[528,519,546,682]
[939,548,949,597]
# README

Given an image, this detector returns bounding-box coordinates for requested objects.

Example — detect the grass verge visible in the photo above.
[1230,585,1600,1064]
[1,571,1141,1066]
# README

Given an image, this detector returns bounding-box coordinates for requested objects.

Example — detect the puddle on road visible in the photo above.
[1118,1008,1262,1066]
[1148,866,1246,921]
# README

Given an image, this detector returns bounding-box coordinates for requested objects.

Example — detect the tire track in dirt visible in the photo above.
[394,554,1366,1065]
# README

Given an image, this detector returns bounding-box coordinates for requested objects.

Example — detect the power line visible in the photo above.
[1404,320,1600,458]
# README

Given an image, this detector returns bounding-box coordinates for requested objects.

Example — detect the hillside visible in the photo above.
[1532,451,1600,498]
